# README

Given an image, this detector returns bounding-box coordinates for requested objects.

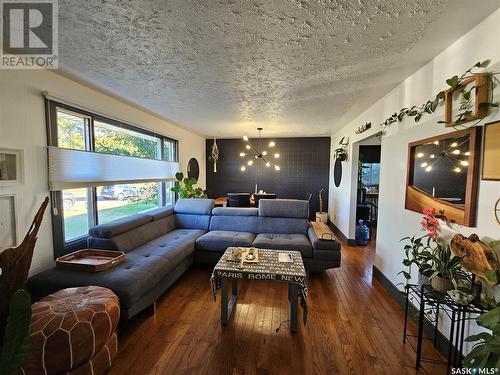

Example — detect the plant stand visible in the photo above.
[403,284,486,373]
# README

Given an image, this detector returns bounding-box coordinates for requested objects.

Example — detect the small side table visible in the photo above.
[403,284,486,372]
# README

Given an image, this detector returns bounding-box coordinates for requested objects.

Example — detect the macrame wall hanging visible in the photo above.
[209,138,219,173]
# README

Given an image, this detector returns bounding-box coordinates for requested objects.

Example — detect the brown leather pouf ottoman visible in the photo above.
[22,286,120,375]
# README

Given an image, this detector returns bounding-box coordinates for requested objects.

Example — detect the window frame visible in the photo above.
[46,99,179,257]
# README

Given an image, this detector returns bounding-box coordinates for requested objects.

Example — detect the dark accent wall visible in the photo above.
[206,137,330,218]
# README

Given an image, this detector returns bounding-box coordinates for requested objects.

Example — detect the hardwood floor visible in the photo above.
[110,235,446,375]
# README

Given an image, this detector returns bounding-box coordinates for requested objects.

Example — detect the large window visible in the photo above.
[47,100,178,253]
[97,182,160,224]
[94,120,161,159]
[56,109,89,150]
[62,188,91,242]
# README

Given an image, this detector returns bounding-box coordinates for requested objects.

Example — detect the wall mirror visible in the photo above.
[334,158,342,187]
[405,127,481,226]
[187,158,200,181]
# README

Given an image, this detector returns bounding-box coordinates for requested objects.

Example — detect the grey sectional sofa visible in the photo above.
[28,198,340,319]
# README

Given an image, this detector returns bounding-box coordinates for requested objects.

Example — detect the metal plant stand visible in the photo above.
[403,284,486,373]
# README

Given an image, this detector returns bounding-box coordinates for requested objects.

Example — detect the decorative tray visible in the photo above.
[56,249,125,272]
[226,247,259,268]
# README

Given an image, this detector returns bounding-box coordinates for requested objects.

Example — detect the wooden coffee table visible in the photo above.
[210,247,308,332]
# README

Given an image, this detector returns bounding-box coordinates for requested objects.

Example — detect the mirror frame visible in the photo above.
[187,158,200,181]
[405,126,481,227]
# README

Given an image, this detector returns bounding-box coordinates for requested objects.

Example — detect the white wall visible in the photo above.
[328,8,500,347]
[0,69,206,275]
[329,7,500,280]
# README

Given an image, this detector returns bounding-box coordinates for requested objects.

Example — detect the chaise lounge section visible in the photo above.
[28,199,213,319]
[28,198,341,319]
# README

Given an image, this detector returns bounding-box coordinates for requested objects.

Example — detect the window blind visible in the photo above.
[47,146,179,191]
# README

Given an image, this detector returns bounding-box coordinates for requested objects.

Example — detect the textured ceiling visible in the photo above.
[58,0,500,137]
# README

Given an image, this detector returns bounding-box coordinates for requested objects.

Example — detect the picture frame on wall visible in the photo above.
[405,127,481,227]
[482,121,500,180]
[0,147,24,185]
[444,74,488,127]
[0,194,18,250]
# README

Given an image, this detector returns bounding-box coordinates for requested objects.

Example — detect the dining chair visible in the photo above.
[227,193,251,207]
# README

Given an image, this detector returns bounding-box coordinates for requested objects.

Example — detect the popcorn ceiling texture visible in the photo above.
[58,0,500,137]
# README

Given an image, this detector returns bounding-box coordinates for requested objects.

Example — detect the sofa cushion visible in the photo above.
[252,233,313,258]
[210,207,258,233]
[257,217,308,235]
[89,214,151,238]
[88,215,177,253]
[196,230,256,253]
[209,214,258,233]
[147,206,174,221]
[174,198,214,215]
[212,207,258,216]
[173,198,213,231]
[258,199,309,218]
[175,214,211,231]
[28,229,205,312]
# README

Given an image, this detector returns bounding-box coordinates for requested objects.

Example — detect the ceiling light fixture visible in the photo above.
[240,128,280,172]
[416,137,470,175]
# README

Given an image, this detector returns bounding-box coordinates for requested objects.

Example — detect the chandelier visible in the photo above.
[240,128,280,172]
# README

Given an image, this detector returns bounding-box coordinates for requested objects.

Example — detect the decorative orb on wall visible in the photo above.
[187,158,200,181]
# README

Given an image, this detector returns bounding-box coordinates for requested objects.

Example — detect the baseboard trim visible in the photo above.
[327,221,357,246]
[372,265,457,361]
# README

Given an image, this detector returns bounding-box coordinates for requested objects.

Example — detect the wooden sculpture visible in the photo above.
[0,197,49,341]
[450,233,500,286]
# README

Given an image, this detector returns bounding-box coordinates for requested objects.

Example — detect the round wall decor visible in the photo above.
[495,198,500,226]
[334,158,342,187]
[187,158,200,181]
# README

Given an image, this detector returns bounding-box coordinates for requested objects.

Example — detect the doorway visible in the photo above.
[352,135,382,245]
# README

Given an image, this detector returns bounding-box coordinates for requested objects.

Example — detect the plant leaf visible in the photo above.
[477,307,500,331]
[0,290,32,375]
[485,270,498,284]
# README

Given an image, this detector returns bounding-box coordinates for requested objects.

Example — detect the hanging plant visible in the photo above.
[209,138,219,173]
[380,60,499,130]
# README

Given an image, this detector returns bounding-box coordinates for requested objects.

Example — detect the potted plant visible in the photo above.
[170,172,207,199]
[464,302,500,369]
[0,289,32,375]
[429,245,466,292]
[400,235,435,288]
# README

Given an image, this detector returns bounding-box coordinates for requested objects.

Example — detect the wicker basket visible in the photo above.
[431,276,454,293]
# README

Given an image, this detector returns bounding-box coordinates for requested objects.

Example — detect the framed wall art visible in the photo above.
[482,121,500,180]
[445,74,489,127]
[405,127,481,226]
[0,194,18,250]
[0,147,24,185]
